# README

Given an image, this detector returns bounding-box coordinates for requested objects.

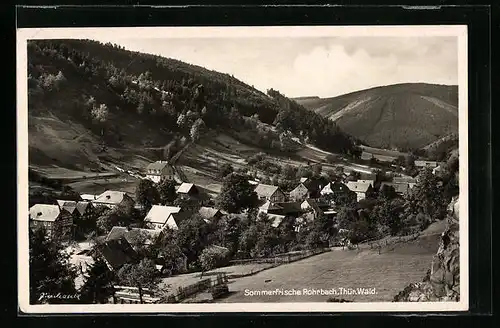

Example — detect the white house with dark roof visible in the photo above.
[143,205,183,230]
[29,204,73,240]
[92,190,134,209]
[254,184,286,203]
[346,181,374,202]
[145,160,175,183]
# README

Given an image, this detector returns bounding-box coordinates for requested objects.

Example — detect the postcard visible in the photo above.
[17,25,468,313]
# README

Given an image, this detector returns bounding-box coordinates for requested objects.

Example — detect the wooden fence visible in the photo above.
[229,248,330,266]
[113,285,161,304]
[160,272,229,303]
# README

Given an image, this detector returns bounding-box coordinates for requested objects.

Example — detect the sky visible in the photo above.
[93,36,458,98]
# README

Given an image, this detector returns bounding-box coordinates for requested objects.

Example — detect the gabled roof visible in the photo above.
[322,181,349,193]
[93,190,129,205]
[346,181,372,193]
[176,183,196,194]
[57,200,77,214]
[165,211,192,230]
[144,205,181,225]
[106,226,161,246]
[303,177,328,192]
[75,201,92,216]
[198,207,221,220]
[299,177,309,183]
[254,184,280,198]
[29,204,61,222]
[97,237,139,271]
[146,161,171,171]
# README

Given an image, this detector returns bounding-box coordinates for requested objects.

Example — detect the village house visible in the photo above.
[198,206,223,223]
[145,160,175,183]
[92,190,135,209]
[393,176,417,184]
[254,184,286,203]
[143,205,183,230]
[106,226,161,250]
[300,198,337,221]
[380,182,410,196]
[320,181,350,197]
[176,183,199,198]
[29,204,74,241]
[95,237,140,271]
[289,177,328,201]
[57,199,95,219]
[346,181,375,202]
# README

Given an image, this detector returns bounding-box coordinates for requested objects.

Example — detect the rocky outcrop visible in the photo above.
[393,196,460,302]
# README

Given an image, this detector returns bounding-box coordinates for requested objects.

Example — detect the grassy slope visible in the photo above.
[294,83,459,150]
[28,40,342,195]
[217,221,445,303]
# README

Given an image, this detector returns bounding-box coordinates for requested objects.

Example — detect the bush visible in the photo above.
[198,245,231,272]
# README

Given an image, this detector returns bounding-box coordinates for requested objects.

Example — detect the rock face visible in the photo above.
[394,196,460,302]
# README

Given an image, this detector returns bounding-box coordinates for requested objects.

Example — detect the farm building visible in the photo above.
[143,205,182,230]
[29,204,74,241]
[96,237,139,271]
[92,190,135,209]
[289,177,328,201]
[414,160,442,169]
[254,184,286,203]
[346,181,375,202]
[198,206,223,222]
[106,226,161,250]
[145,161,175,183]
[176,183,199,197]
[320,181,350,197]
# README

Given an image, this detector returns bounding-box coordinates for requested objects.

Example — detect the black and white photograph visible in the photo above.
[17,25,468,313]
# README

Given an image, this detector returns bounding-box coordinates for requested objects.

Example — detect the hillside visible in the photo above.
[27,39,357,194]
[294,83,459,150]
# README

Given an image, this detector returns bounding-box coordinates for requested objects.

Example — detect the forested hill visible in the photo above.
[27,39,357,169]
[294,83,458,151]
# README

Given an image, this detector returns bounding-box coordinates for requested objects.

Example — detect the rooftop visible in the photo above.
[346,181,372,193]
[29,204,61,222]
[254,184,280,198]
[94,190,128,205]
[144,205,181,225]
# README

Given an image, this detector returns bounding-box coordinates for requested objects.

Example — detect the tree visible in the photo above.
[95,205,134,235]
[216,173,258,213]
[78,256,115,304]
[91,103,109,136]
[157,178,177,205]
[198,246,231,273]
[405,168,448,223]
[176,215,209,267]
[29,227,78,304]
[190,118,206,142]
[135,179,161,212]
[116,259,160,303]
[217,163,234,180]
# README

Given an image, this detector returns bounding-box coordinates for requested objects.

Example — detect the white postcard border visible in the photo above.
[17,25,469,314]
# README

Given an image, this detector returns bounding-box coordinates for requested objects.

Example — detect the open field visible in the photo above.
[216,225,443,303]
